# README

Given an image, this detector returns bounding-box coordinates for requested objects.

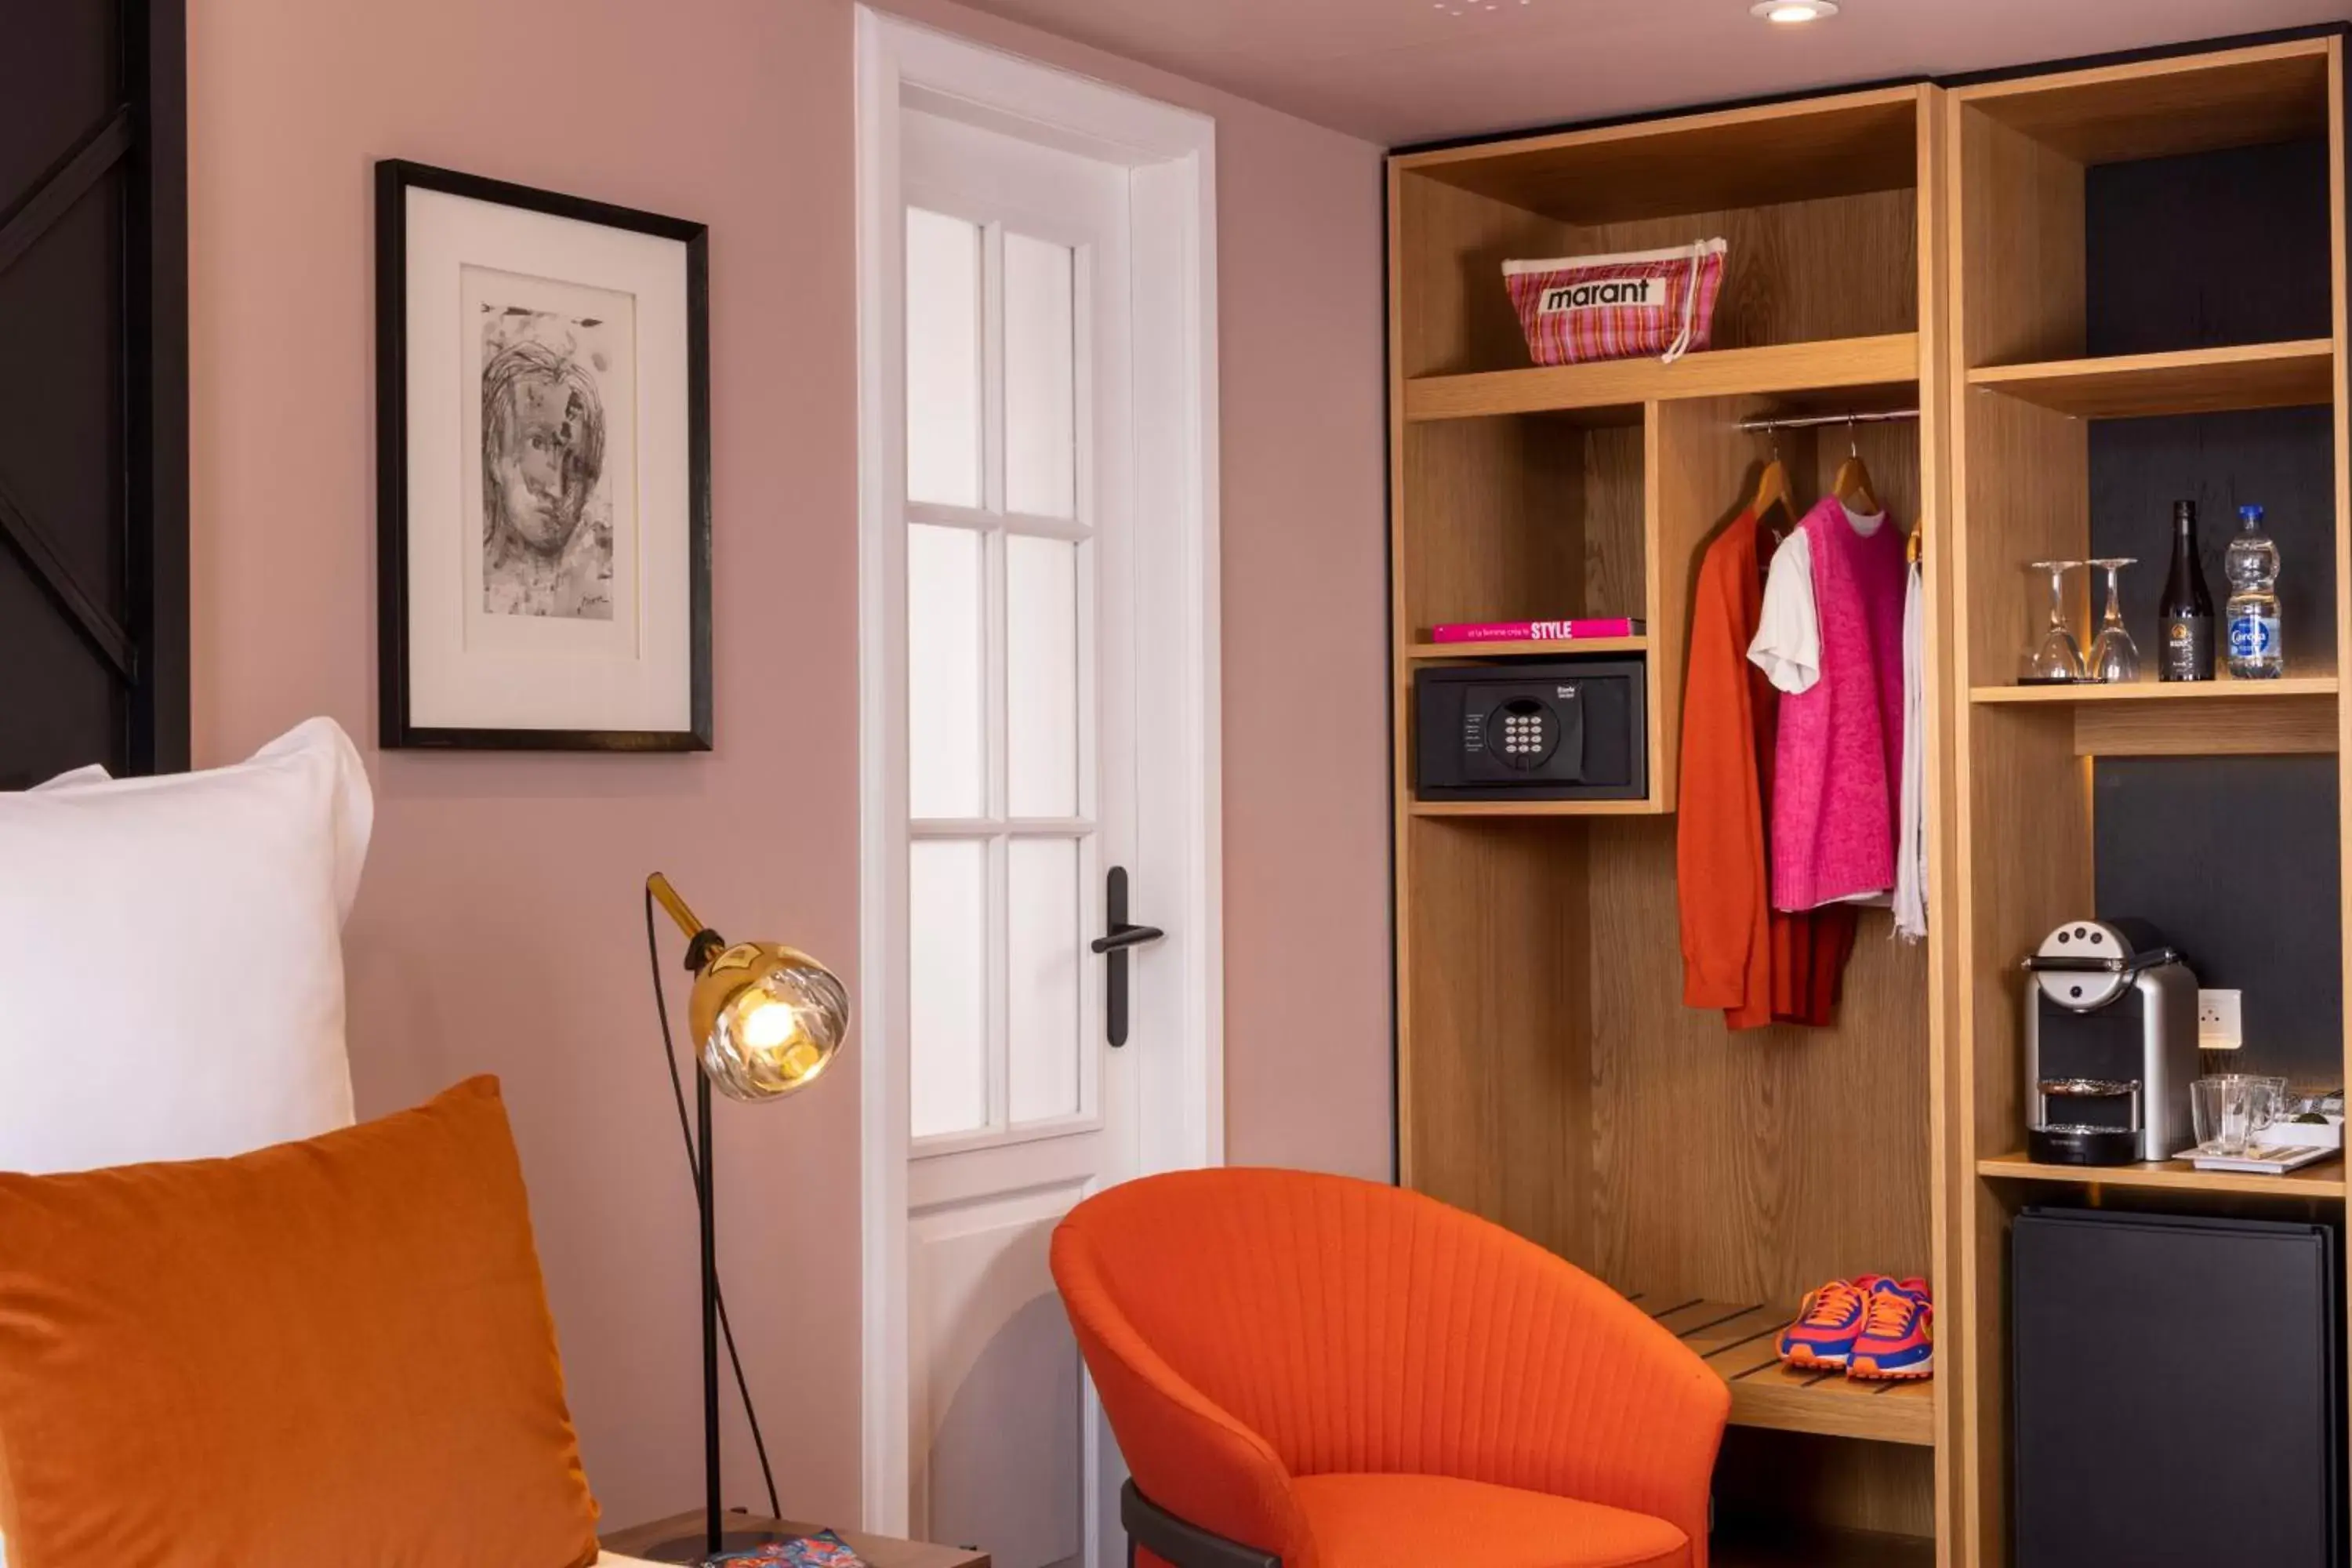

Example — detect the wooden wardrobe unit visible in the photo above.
[1386,30,2350,1568]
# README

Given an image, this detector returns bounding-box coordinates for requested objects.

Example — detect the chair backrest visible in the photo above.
[1053,1166,1657,1488]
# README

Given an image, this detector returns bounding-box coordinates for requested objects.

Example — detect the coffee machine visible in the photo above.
[2023,918,2200,1165]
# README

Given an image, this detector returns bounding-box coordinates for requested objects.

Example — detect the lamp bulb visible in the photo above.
[740,999,800,1052]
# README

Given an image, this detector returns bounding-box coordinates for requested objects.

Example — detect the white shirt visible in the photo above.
[1894,559,1929,941]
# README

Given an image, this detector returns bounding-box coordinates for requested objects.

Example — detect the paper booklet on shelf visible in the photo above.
[2178,1142,2341,1176]
[1431,618,1645,644]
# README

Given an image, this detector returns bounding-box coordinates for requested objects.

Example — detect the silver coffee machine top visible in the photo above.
[2023,917,2200,1165]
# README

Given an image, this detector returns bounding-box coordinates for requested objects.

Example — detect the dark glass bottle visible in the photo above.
[2158,500,2214,682]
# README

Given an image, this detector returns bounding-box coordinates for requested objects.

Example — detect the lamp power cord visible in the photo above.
[644,887,784,1520]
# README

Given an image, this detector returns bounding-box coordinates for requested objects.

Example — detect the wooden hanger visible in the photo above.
[1751,430,1794,558]
[1832,416,1882,519]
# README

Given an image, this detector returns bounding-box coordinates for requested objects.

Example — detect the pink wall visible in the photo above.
[187,0,1389,1533]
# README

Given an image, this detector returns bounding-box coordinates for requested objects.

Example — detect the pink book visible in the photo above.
[1429,617,1643,644]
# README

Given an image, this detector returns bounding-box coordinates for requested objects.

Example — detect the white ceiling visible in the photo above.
[950,0,2352,146]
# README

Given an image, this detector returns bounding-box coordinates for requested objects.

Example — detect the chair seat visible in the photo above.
[1293,1473,1691,1568]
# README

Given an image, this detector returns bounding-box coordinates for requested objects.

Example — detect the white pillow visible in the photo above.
[0,717,371,1174]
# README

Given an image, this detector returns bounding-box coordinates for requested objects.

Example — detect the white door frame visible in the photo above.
[854,7,1224,1537]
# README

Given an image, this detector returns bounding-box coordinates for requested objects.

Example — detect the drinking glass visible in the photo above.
[2023,561,2086,683]
[2086,557,2140,684]
[2248,1074,2290,1145]
[2193,1074,2281,1156]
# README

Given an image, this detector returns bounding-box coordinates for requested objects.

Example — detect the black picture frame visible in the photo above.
[374,158,712,752]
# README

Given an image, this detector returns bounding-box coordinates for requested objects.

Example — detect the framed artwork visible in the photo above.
[375,160,710,750]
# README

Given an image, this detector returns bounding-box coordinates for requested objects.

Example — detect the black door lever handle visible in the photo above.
[1096,866,1160,1047]
[1091,923,1165,955]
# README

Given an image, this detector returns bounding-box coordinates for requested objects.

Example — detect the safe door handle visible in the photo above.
[1094,866,1160,1047]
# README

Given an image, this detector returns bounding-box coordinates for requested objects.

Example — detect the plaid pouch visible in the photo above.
[1503,239,1727,366]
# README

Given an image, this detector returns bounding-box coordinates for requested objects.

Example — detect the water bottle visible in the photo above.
[2224,503,2283,679]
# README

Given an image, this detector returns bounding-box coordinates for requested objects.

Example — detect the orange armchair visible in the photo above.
[1051,1169,1730,1568]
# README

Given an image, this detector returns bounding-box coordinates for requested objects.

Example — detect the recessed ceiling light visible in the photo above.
[1752,0,1839,21]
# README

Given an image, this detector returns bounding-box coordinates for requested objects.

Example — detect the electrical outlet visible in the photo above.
[2198,989,2243,1050]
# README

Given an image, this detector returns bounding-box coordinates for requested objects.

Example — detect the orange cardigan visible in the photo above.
[1678,510,1781,1029]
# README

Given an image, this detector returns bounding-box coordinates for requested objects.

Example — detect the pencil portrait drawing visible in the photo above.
[477,295,628,621]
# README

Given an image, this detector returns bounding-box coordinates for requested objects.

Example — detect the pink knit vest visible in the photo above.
[1771,496,1907,910]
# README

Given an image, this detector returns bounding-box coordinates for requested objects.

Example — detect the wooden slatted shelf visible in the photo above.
[1976,1149,2347,1200]
[1403,333,1918,422]
[1966,339,2334,419]
[1637,1296,1936,1446]
[1407,635,1648,661]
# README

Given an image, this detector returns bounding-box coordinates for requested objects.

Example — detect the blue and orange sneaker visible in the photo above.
[1778,1276,1891,1370]
[1847,1277,1933,1381]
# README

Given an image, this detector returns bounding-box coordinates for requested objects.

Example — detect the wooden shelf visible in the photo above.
[1976,1150,2347,1200]
[1973,674,2339,754]
[1408,797,1663,818]
[1403,334,1918,423]
[1641,1297,1936,1447]
[1971,673,2339,704]
[1407,635,1647,661]
[1396,86,1920,227]
[1953,37,2332,165]
[1944,38,2352,1559]
[1966,339,2333,419]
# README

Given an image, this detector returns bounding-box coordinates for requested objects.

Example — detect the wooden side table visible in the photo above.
[601,1511,989,1568]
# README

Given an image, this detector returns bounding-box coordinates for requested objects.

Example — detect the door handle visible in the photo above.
[1094,866,1162,1047]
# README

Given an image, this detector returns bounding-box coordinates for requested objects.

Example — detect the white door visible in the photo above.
[898,106,1140,1568]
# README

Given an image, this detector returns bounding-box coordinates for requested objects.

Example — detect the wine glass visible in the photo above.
[2086,557,2140,684]
[2024,561,2085,683]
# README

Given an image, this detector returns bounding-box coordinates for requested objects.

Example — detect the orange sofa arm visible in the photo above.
[1051,1228,1313,1567]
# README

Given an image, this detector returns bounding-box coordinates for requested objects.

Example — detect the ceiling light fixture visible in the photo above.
[1751,0,1838,21]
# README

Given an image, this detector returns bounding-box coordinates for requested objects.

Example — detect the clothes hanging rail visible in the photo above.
[1737,408,1926,563]
[1736,408,1921,433]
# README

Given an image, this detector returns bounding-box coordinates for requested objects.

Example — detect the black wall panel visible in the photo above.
[0,0,186,787]
[2084,136,2338,666]
[2095,757,2343,1081]
[2085,137,2332,356]
[2087,408,2336,669]
[2082,136,2345,1080]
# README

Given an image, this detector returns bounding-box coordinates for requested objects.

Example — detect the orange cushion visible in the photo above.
[1293,1473,1690,1568]
[0,1076,600,1568]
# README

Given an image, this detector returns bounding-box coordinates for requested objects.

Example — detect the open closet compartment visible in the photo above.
[1944,36,2352,1565]
[1389,85,1951,1564]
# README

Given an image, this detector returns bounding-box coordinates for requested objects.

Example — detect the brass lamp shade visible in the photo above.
[688,941,850,1102]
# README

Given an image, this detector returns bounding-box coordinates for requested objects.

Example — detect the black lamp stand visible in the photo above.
[641,936,778,1566]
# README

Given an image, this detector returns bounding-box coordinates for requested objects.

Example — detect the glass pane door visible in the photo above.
[904,207,1094,1145]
